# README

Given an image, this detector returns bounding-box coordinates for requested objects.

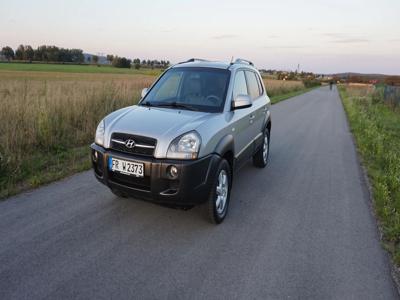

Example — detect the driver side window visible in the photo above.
[233,71,249,99]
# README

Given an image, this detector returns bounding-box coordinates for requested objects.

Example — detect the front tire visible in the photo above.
[253,127,270,168]
[207,159,231,224]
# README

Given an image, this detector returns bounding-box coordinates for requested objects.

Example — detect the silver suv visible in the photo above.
[91,58,271,223]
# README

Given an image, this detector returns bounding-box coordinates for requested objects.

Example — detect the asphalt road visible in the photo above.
[0,86,398,299]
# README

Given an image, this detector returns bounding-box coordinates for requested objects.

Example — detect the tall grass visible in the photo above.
[0,72,154,197]
[339,85,400,265]
[263,79,305,97]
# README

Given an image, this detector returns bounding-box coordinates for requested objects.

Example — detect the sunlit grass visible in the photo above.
[339,85,400,266]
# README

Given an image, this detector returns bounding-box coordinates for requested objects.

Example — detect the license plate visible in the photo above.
[108,157,144,177]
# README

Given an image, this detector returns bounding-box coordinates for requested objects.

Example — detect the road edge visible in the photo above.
[270,86,320,104]
[337,86,400,296]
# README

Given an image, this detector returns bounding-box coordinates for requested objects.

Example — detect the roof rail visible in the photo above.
[231,58,254,66]
[177,58,209,64]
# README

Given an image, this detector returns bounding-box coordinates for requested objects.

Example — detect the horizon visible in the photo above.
[1,0,400,75]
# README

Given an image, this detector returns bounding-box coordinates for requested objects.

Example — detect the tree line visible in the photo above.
[1,45,84,63]
[105,55,170,69]
[0,45,170,69]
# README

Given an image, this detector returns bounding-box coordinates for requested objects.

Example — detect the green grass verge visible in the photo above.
[339,86,400,266]
[270,86,319,104]
[0,62,163,76]
[0,146,91,199]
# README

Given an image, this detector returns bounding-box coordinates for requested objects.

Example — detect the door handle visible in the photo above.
[249,114,255,124]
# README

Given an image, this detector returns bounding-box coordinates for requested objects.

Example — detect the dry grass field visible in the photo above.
[263,79,305,97]
[0,69,310,197]
[0,71,154,196]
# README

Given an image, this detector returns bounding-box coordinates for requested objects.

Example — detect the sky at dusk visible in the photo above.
[1,0,400,74]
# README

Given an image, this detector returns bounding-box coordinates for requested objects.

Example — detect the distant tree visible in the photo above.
[34,45,47,61]
[106,54,114,64]
[1,46,14,61]
[141,59,146,65]
[112,56,131,68]
[24,45,34,62]
[92,55,99,64]
[134,63,140,69]
[86,56,91,63]
[46,46,60,62]
[70,49,84,63]
[29,45,83,63]
[15,44,25,60]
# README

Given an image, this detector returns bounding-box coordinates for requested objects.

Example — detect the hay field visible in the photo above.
[263,79,305,97]
[0,71,154,196]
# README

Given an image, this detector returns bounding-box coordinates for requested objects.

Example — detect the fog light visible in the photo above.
[168,165,179,179]
[92,151,98,162]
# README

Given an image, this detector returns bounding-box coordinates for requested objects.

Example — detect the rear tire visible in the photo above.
[207,159,231,224]
[253,127,270,168]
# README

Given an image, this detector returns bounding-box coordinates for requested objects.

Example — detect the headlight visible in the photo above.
[167,131,201,159]
[95,120,105,146]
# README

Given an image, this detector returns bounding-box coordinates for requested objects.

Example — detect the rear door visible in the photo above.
[244,70,267,151]
[231,70,255,166]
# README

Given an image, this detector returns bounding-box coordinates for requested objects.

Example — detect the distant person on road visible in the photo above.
[329,81,333,90]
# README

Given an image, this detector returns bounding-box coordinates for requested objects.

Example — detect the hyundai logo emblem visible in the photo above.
[125,139,135,149]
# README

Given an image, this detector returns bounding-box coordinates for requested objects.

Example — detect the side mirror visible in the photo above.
[141,88,149,98]
[232,94,252,110]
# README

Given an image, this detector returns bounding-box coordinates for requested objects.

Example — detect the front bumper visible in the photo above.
[90,143,220,205]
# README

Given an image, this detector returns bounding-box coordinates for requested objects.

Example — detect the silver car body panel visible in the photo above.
[101,60,271,160]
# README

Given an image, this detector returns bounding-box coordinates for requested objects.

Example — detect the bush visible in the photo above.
[372,87,384,105]
[302,79,321,88]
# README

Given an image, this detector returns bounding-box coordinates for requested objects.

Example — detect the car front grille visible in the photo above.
[110,132,157,157]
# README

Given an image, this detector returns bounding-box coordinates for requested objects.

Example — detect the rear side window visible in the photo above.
[233,71,248,99]
[245,71,262,99]
[256,73,264,95]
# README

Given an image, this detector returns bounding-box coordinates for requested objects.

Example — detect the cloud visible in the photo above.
[322,32,346,38]
[332,38,369,44]
[211,34,238,40]
[263,45,306,49]
[320,33,370,44]
[161,28,175,33]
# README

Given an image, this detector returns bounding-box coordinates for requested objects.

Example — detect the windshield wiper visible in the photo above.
[140,101,155,107]
[149,101,198,111]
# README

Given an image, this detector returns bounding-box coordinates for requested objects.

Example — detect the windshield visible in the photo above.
[141,67,230,113]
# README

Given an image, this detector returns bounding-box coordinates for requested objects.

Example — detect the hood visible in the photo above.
[104,105,213,157]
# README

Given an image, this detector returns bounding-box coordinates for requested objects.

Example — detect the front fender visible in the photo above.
[214,134,234,157]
